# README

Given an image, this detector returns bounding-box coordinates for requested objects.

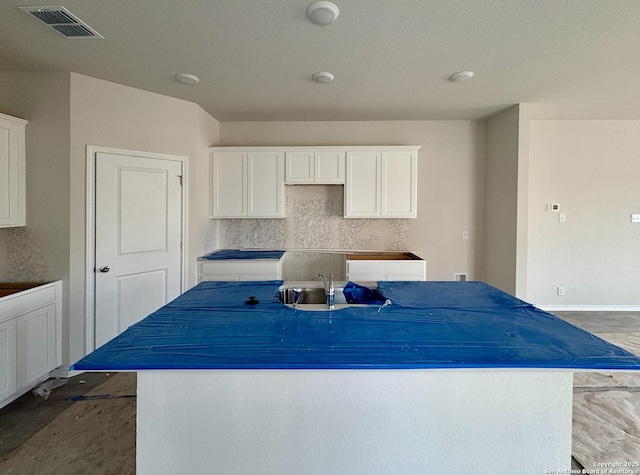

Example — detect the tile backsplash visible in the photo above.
[0,227,48,282]
[205,185,409,280]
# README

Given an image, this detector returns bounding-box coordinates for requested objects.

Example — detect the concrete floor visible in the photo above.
[0,372,136,474]
[0,311,638,474]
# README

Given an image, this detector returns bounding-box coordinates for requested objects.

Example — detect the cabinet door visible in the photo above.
[0,114,27,228]
[248,151,285,217]
[0,319,17,403]
[16,304,57,387]
[315,151,345,184]
[211,151,247,217]
[381,150,417,218]
[285,151,314,183]
[345,151,381,217]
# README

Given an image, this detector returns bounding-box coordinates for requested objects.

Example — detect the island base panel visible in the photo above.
[137,370,572,475]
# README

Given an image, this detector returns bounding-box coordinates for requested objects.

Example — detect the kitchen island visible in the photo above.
[73,281,640,474]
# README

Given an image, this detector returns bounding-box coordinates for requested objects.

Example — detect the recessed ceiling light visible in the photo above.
[306,1,339,25]
[312,71,334,83]
[175,73,200,85]
[448,71,474,82]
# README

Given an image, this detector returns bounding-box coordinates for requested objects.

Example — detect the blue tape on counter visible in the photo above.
[202,250,285,260]
[73,281,640,372]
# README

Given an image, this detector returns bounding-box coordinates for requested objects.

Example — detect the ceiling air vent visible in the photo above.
[19,6,103,39]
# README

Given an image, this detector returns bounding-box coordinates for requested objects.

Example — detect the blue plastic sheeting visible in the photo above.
[377,281,527,308]
[162,280,283,308]
[201,249,285,260]
[72,281,640,372]
[342,281,385,304]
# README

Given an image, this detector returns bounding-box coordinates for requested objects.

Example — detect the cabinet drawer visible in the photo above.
[386,274,425,281]
[199,274,241,282]
[347,260,425,276]
[239,274,280,281]
[347,273,389,282]
[0,284,57,323]
[200,260,281,275]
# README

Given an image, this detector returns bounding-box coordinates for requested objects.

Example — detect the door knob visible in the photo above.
[99,265,110,273]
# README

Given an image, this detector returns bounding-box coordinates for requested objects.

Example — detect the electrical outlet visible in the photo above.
[462,230,469,240]
[632,214,640,223]
[559,213,566,223]
[557,286,565,296]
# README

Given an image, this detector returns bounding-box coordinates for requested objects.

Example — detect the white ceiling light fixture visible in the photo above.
[306,1,340,25]
[175,73,200,85]
[312,71,334,83]
[448,71,474,82]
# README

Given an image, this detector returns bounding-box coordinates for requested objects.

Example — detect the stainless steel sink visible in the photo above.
[278,281,381,311]
[279,287,348,305]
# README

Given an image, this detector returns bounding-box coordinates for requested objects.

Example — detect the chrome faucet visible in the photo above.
[319,273,335,309]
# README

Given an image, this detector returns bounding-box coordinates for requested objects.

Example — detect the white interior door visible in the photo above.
[94,152,183,348]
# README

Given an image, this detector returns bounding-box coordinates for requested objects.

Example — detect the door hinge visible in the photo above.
[178,175,183,186]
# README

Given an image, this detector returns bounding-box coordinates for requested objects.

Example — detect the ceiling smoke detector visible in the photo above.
[312,72,334,83]
[175,73,200,85]
[306,1,340,25]
[448,71,474,82]
[19,6,103,39]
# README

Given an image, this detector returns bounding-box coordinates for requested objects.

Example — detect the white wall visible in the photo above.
[67,73,219,366]
[484,106,519,294]
[1,73,219,368]
[0,72,71,285]
[220,120,485,281]
[0,72,72,360]
[527,120,640,307]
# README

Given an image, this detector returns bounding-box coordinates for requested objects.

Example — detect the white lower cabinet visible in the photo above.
[198,260,283,282]
[0,281,62,409]
[346,254,426,281]
[0,319,17,403]
[17,304,57,387]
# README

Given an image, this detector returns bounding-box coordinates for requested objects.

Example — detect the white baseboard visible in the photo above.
[537,305,640,312]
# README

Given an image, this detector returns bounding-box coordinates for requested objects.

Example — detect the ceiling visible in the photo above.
[1,0,639,122]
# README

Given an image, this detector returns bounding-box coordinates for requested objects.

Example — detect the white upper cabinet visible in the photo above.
[210,150,247,217]
[345,151,381,217]
[345,147,419,218]
[211,146,418,219]
[285,150,345,184]
[381,149,418,218]
[210,148,285,218]
[0,113,28,228]
[247,151,285,217]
